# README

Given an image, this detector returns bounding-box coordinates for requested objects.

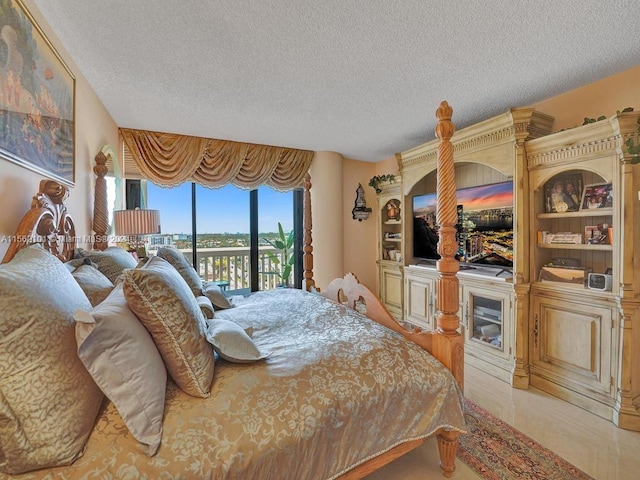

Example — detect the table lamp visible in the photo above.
[113,208,161,258]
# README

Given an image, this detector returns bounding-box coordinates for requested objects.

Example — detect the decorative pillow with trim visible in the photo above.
[75,284,167,456]
[0,245,103,474]
[74,246,137,284]
[122,256,214,398]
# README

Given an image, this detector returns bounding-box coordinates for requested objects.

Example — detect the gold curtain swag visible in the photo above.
[120,128,314,191]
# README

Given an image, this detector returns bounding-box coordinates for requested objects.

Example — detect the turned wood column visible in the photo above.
[434,101,464,389]
[435,101,460,335]
[93,151,110,250]
[303,172,316,291]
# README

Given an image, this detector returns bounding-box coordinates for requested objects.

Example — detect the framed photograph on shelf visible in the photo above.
[543,172,583,213]
[580,183,613,210]
[585,225,607,244]
[0,0,76,186]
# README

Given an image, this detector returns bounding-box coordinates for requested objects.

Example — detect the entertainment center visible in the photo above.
[376,107,640,430]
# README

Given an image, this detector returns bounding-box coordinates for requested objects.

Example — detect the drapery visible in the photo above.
[120,129,314,191]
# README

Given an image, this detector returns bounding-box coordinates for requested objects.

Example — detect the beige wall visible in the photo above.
[342,158,377,289]
[0,0,119,261]
[308,152,344,288]
[529,65,640,131]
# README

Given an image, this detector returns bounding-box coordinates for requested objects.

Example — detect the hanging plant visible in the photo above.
[368,174,395,194]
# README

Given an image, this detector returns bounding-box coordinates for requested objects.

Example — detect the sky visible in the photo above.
[413,180,513,214]
[146,183,294,235]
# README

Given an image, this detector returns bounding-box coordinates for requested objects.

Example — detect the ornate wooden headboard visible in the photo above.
[2,180,76,264]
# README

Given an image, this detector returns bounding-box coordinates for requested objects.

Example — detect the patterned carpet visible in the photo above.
[458,399,595,480]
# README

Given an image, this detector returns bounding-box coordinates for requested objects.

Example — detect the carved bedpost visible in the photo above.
[93,151,110,250]
[433,102,464,478]
[303,172,316,291]
[433,101,464,389]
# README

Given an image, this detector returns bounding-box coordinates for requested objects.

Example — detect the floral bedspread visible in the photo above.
[5,289,465,480]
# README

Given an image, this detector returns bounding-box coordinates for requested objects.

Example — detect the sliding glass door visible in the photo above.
[144,182,298,293]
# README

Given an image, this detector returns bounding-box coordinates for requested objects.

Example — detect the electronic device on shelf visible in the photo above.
[588,273,613,291]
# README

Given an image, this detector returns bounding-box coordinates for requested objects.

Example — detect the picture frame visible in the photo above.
[0,0,75,186]
[580,183,613,211]
[543,172,583,213]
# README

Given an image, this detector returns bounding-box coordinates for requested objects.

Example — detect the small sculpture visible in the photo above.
[387,201,400,221]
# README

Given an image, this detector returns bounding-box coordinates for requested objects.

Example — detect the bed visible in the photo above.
[0,102,465,479]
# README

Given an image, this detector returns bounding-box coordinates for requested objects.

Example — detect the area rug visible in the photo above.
[458,399,595,480]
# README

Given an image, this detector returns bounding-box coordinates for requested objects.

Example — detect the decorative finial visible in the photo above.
[436,101,453,122]
[435,101,455,141]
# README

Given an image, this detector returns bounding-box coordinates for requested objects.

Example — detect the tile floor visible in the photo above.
[367,363,640,479]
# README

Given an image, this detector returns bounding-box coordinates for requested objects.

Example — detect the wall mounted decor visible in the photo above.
[0,0,75,186]
[352,183,372,221]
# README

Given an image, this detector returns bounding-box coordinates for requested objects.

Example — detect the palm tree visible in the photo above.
[263,222,295,287]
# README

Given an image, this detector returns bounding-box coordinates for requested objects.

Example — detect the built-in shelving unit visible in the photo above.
[526,111,640,430]
[375,177,403,319]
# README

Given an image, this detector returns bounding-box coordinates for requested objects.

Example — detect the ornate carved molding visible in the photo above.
[2,180,75,263]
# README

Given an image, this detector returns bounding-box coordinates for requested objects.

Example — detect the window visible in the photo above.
[195,185,250,291]
[146,182,193,262]
[143,182,301,293]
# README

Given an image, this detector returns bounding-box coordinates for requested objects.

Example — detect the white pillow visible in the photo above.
[206,319,269,363]
[75,284,167,456]
[202,281,233,309]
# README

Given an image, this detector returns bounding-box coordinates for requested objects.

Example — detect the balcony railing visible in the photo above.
[148,245,290,292]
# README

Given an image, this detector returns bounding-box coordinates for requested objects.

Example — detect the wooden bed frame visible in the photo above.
[2,102,463,478]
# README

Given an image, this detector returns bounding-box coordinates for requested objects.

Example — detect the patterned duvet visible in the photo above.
[5,289,465,480]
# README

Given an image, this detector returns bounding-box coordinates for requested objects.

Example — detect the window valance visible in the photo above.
[120,128,314,191]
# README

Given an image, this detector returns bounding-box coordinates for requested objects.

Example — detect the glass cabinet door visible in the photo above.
[469,294,503,350]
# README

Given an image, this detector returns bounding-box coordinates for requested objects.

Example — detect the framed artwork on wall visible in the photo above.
[0,0,75,186]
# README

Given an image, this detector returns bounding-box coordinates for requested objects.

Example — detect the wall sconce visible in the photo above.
[352,183,372,221]
[113,208,161,258]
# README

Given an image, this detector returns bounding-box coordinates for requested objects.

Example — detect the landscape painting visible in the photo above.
[0,0,75,185]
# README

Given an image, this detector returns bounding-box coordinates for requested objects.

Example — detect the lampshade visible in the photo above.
[113,209,161,236]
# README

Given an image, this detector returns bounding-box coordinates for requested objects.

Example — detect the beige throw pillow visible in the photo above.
[72,264,114,306]
[122,256,214,398]
[75,284,167,455]
[0,245,103,474]
[156,246,203,297]
[75,246,138,283]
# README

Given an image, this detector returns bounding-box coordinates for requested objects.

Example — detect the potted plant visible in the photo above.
[263,222,295,287]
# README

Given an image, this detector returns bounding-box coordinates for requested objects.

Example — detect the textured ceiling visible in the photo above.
[32,0,640,162]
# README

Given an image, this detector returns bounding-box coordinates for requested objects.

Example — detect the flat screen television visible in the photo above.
[412,180,514,268]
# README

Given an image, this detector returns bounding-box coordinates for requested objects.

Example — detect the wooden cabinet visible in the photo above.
[376,176,403,318]
[526,111,640,430]
[404,265,437,329]
[530,290,616,418]
[394,107,640,430]
[460,275,514,384]
[398,108,552,388]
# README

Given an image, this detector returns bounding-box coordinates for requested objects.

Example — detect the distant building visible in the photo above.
[149,234,174,247]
